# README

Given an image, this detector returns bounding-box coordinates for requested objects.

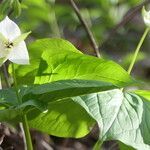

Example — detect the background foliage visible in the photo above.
[15,0,150,88]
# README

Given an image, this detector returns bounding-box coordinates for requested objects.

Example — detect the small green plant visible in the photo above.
[0,1,150,150]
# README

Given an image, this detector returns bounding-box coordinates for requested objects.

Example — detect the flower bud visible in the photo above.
[142,6,150,27]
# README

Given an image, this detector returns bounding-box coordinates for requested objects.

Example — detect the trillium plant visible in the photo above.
[0,2,150,150]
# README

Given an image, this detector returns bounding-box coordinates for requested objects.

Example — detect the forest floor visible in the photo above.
[0,124,118,150]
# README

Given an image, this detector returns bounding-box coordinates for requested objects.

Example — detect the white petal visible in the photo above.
[144,14,150,27]
[0,16,21,41]
[8,41,29,64]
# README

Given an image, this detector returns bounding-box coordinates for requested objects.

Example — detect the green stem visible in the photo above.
[12,64,33,150]
[12,64,21,104]
[127,27,150,74]
[2,64,11,88]
[22,115,33,150]
[93,139,103,150]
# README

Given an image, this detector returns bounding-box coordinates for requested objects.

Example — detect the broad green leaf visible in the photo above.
[22,79,116,138]
[35,44,134,87]
[9,38,81,85]
[73,89,123,139]
[28,99,95,138]
[22,79,116,103]
[0,79,115,122]
[10,38,134,87]
[30,38,81,54]
[72,90,150,150]
[133,90,150,101]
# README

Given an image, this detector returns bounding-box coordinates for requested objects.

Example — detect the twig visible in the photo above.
[69,0,101,58]
[110,0,150,35]
[100,0,150,48]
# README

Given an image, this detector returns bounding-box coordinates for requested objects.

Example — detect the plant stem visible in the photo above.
[12,64,22,104]
[121,27,150,92]
[69,0,101,58]
[127,27,150,74]
[2,64,11,87]
[12,64,33,150]
[93,139,103,150]
[22,115,33,150]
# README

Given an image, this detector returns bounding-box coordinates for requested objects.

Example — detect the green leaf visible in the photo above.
[0,87,47,121]
[0,0,14,20]
[13,31,31,46]
[28,98,95,138]
[9,38,81,85]
[0,88,17,105]
[12,0,21,17]
[0,108,20,121]
[133,90,150,101]
[118,142,135,150]
[10,38,134,87]
[0,88,21,121]
[17,99,47,112]
[35,41,134,87]
[0,79,115,122]
[30,38,81,54]
[0,0,22,19]
[22,79,115,138]
[22,79,116,103]
[72,90,150,150]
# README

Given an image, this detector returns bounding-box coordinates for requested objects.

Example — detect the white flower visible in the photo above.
[0,16,30,66]
[142,6,150,27]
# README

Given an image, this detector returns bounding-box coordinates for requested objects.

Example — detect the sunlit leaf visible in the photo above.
[72,90,150,150]
[9,38,81,85]
[35,43,135,87]
[28,99,95,138]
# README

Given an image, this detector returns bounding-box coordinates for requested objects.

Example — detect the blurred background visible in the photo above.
[0,0,150,149]
[18,0,150,88]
